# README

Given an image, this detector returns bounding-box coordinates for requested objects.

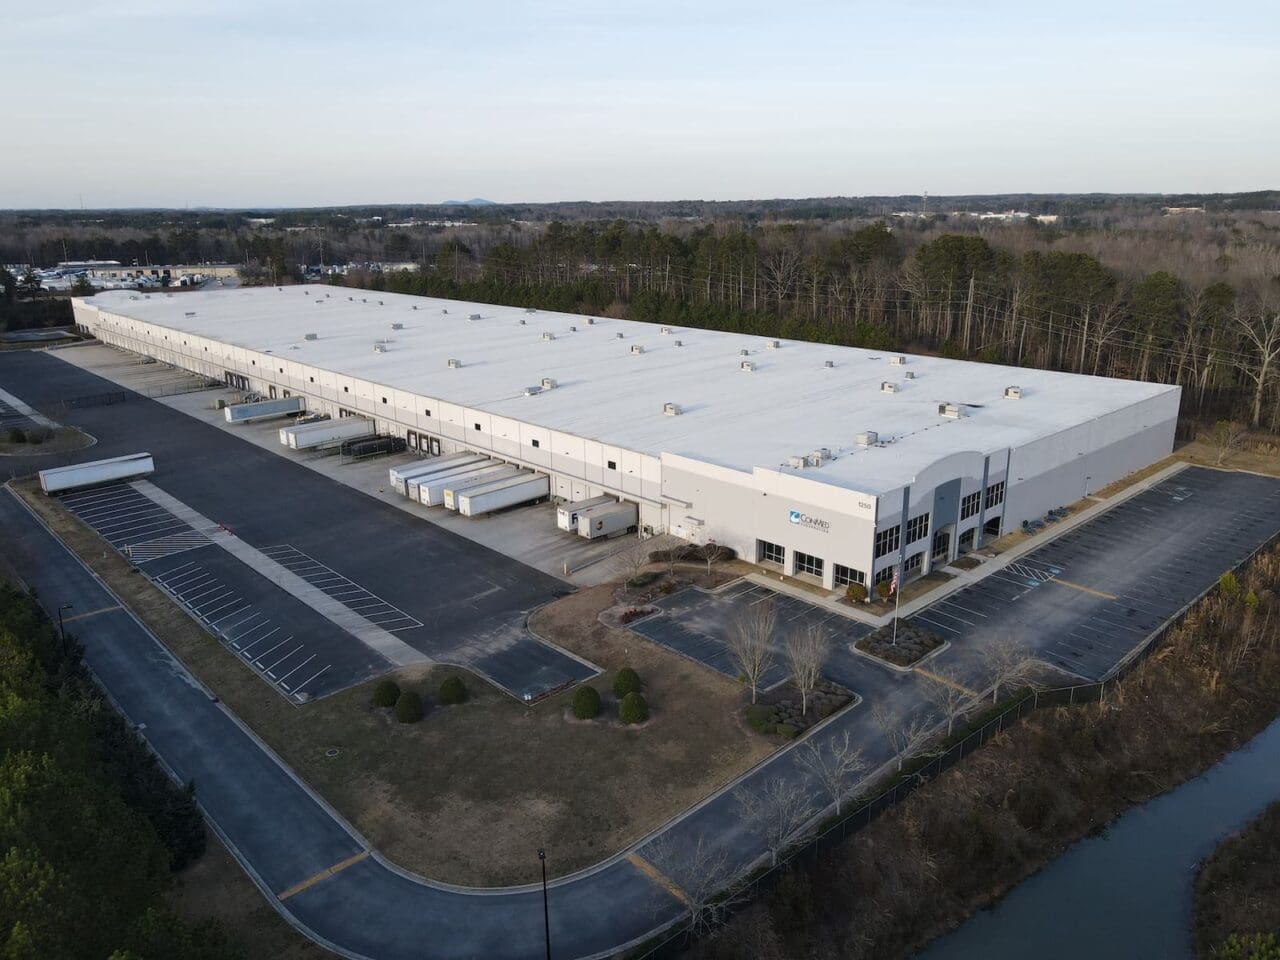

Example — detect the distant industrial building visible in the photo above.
[72,289,1180,591]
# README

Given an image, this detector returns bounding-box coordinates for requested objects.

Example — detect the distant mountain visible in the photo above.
[441,198,497,206]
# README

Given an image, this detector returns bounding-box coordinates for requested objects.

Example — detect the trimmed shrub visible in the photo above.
[845,582,868,603]
[745,703,780,734]
[6,426,25,444]
[612,667,642,698]
[776,723,800,740]
[439,674,468,705]
[393,690,423,723]
[571,685,601,720]
[618,607,650,624]
[875,580,894,601]
[26,426,53,444]
[619,691,648,724]
[372,679,400,708]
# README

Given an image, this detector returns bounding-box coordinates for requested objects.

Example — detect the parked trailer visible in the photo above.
[405,454,490,502]
[440,465,523,510]
[283,418,374,450]
[577,501,639,540]
[224,396,305,424]
[457,472,550,517]
[389,452,476,497]
[39,452,154,495]
[414,460,504,512]
[557,495,615,532]
[342,435,407,458]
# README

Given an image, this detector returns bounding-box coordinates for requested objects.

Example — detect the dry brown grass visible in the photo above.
[13,479,772,887]
[1192,802,1280,957]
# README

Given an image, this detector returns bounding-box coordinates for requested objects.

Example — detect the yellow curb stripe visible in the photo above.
[1049,578,1118,600]
[914,667,978,698]
[61,605,122,623]
[627,853,690,906]
[278,851,369,901]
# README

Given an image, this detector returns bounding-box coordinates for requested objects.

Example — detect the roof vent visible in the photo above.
[542,331,556,341]
[373,341,387,353]
[518,318,526,325]
[469,313,481,321]
[766,339,780,349]
[630,344,645,355]
[184,311,196,317]
[788,455,807,469]
[615,332,625,339]
[739,348,750,357]
[391,322,404,330]
[361,298,367,303]
[304,332,318,341]
[541,377,557,390]
[442,308,448,314]
[881,381,899,394]
[315,299,325,304]
[938,402,964,419]
[904,371,916,380]
[824,360,834,368]
[586,317,596,325]
[856,431,879,447]
[740,360,755,372]
[674,339,683,347]
[1004,385,1024,399]
[662,402,682,416]
[889,355,907,366]
[525,307,537,313]
[348,296,354,301]
[411,304,417,310]
[447,358,462,369]
[524,385,542,396]
[378,300,384,306]
[568,325,577,332]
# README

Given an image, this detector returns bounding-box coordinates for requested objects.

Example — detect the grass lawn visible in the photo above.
[13,478,774,887]
[0,425,94,456]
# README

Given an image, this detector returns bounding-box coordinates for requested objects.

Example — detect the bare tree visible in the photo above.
[694,536,723,575]
[726,602,776,703]
[1233,295,1280,428]
[981,634,1041,704]
[735,775,816,867]
[871,704,939,771]
[796,729,867,815]
[1207,419,1247,466]
[920,669,978,736]
[644,834,745,936]
[784,623,829,716]
[611,540,651,593]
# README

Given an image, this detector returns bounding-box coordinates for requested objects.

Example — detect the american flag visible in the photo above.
[889,567,900,596]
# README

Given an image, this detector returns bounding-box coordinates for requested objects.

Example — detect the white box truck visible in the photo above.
[39,452,155,495]
[577,501,639,540]
[405,454,489,502]
[457,472,550,517]
[282,418,374,450]
[224,396,305,424]
[557,495,614,532]
[441,465,522,510]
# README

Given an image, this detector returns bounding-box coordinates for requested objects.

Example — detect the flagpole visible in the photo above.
[891,566,901,645]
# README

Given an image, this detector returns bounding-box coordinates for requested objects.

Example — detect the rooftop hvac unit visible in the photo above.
[412,304,417,310]
[541,377,557,390]
[518,318,526,325]
[315,299,325,304]
[766,339,780,349]
[447,358,462,369]
[542,331,555,341]
[373,342,387,353]
[674,339,683,347]
[824,360,834,368]
[806,452,824,467]
[1004,385,1024,399]
[348,296,354,301]
[304,332,318,341]
[525,307,537,313]
[856,431,879,447]
[615,332,625,339]
[889,355,907,365]
[662,402,682,416]
[881,381,899,394]
[788,455,807,469]
[469,313,481,321]
[586,317,596,324]
[660,326,672,334]
[740,360,755,372]
[442,308,448,314]
[378,300,384,306]
[524,385,542,396]
[739,348,750,356]
[904,371,916,380]
[184,311,196,317]
[391,322,404,330]
[939,402,964,419]
[630,344,645,355]
[361,298,367,303]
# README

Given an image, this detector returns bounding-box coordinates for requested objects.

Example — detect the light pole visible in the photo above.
[57,602,73,653]
[538,848,551,960]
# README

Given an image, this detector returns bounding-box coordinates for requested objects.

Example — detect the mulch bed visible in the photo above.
[855,620,945,667]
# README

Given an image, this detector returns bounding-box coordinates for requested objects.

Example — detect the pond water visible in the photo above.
[916,717,1280,960]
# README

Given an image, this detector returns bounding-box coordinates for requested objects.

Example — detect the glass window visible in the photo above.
[904,552,923,572]
[833,564,865,587]
[607,460,618,470]
[757,540,785,565]
[531,439,540,448]
[985,481,1006,509]
[874,565,896,584]
[874,524,901,558]
[795,551,824,577]
[905,513,930,544]
[961,491,982,519]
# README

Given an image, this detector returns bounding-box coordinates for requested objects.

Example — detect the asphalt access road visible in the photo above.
[0,351,593,699]
[909,466,1280,681]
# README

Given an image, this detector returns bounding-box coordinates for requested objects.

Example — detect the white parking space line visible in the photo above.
[252,636,292,664]
[295,665,331,692]
[209,603,252,626]
[264,646,306,676]
[277,654,316,687]
[239,626,281,653]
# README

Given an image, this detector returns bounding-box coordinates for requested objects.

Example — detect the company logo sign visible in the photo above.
[788,509,831,532]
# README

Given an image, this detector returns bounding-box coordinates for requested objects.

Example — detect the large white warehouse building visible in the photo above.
[72,288,1180,591]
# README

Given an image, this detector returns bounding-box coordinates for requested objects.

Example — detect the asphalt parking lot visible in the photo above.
[911,466,1280,680]
[1,350,596,701]
[632,580,871,690]
[0,396,41,432]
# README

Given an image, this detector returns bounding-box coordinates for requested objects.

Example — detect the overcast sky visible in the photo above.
[1,0,1276,208]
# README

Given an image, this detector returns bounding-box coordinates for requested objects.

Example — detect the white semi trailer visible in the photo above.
[224,396,305,424]
[39,452,154,494]
[577,501,639,540]
[440,465,522,510]
[556,495,614,532]
[280,417,374,450]
[415,460,504,506]
[389,458,450,496]
[457,472,549,517]
[404,454,489,502]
